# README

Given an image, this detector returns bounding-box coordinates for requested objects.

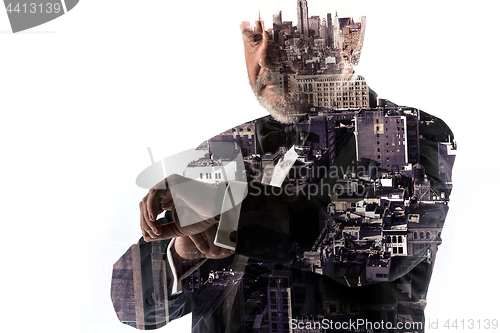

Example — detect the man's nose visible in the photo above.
[258,32,278,69]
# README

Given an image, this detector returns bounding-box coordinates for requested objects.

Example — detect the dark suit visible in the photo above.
[111,101,455,332]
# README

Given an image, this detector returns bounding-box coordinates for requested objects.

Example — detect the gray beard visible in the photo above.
[251,72,307,124]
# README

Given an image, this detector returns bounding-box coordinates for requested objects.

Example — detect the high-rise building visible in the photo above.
[267,270,293,333]
[320,18,327,39]
[326,13,333,47]
[355,110,409,172]
[273,10,282,29]
[296,74,370,109]
[333,11,340,49]
[273,10,283,45]
[296,0,309,39]
[282,21,293,36]
[331,14,366,64]
[308,15,320,38]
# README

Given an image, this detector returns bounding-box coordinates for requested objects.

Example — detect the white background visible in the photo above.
[1,1,498,332]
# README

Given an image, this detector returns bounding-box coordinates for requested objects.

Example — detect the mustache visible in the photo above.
[255,71,283,95]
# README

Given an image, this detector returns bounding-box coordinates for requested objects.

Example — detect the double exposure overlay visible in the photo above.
[111,2,456,332]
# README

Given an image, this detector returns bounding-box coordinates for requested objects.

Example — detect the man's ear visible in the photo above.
[350,16,366,66]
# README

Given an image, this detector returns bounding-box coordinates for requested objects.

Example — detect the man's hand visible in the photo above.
[173,224,234,260]
[139,182,172,239]
[139,175,233,259]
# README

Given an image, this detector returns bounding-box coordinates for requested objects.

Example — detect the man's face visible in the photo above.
[240,10,366,123]
[241,21,306,124]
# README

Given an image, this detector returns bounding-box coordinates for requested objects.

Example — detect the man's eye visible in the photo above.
[248,35,263,45]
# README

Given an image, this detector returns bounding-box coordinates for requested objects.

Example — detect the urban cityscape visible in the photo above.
[185,1,455,331]
[185,106,455,333]
[111,1,456,332]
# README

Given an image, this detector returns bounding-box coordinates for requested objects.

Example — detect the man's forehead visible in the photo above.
[240,21,264,34]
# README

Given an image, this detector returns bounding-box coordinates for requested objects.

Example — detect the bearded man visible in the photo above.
[111,5,455,332]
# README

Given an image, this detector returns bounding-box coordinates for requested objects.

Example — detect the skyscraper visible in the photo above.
[333,11,340,49]
[320,18,327,39]
[273,10,283,44]
[327,13,333,47]
[267,270,293,333]
[297,0,309,39]
[309,15,320,38]
[273,10,282,29]
[354,110,410,172]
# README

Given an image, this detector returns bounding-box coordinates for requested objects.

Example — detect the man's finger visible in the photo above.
[160,194,174,211]
[203,225,221,257]
[140,201,154,236]
[140,200,161,237]
[146,189,158,221]
[220,247,235,257]
[188,233,209,254]
[143,193,164,235]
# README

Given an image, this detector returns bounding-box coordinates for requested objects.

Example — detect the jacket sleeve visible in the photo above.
[110,237,193,330]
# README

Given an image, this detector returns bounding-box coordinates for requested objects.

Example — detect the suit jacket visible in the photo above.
[111,101,456,332]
